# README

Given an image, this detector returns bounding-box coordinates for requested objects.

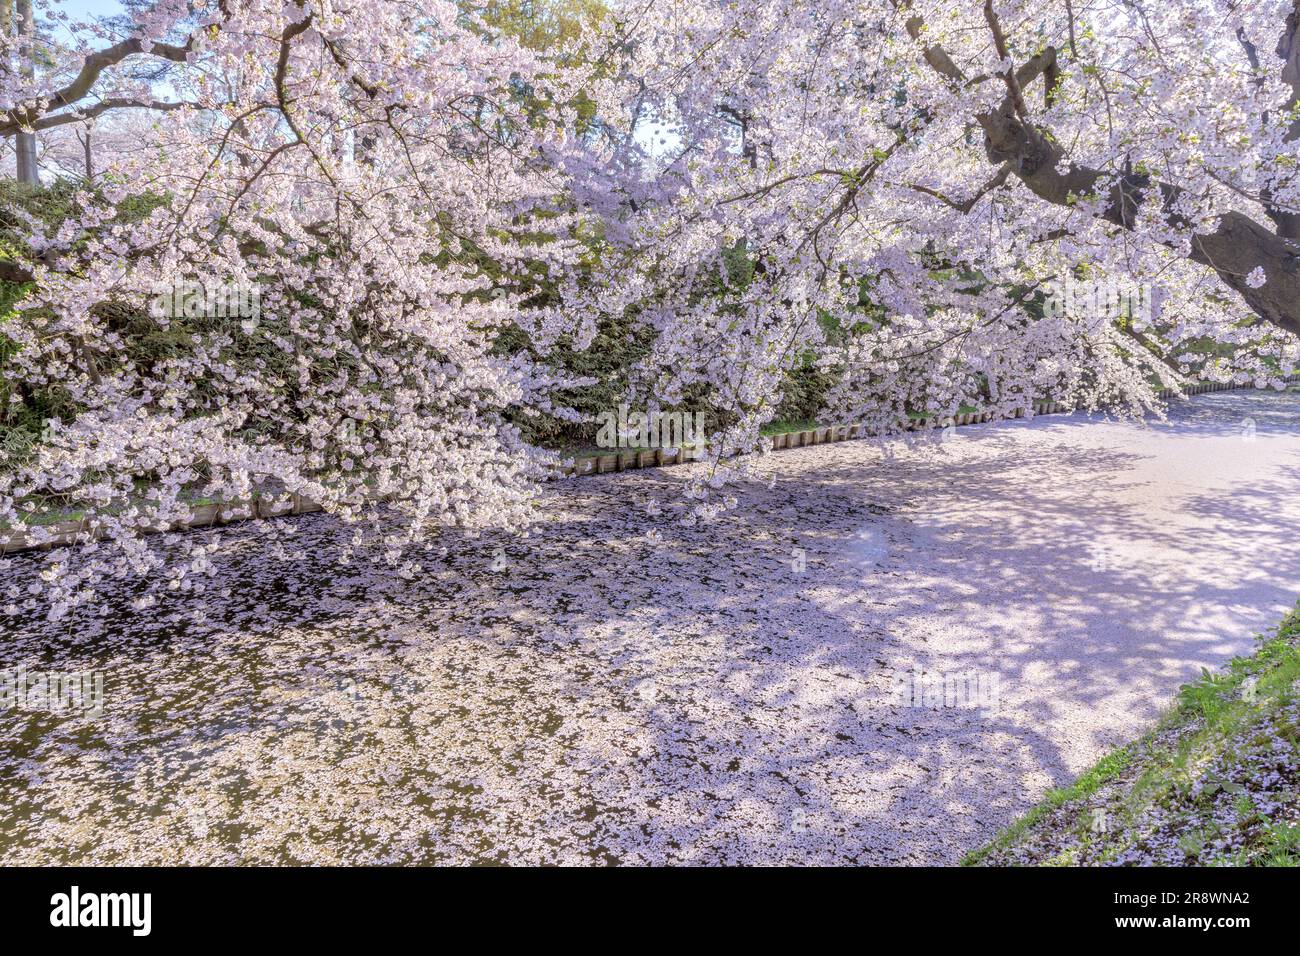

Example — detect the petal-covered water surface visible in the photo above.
[3,390,1300,864]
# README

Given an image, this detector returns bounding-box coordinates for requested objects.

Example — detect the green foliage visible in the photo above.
[1177,667,1238,721]
[500,313,655,449]
[1,180,169,472]
[965,604,1300,866]
[773,362,840,427]
[1261,822,1300,866]
[468,0,609,135]
[475,0,607,51]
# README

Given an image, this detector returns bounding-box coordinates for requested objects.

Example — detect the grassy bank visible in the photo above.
[966,603,1300,866]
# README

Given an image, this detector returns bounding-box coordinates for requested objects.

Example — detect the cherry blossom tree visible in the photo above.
[5,0,1300,608]
[572,0,1300,512]
[1,0,595,615]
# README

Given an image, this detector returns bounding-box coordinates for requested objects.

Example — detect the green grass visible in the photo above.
[760,417,823,436]
[963,747,1135,866]
[964,603,1300,866]
[905,404,981,421]
[0,484,278,532]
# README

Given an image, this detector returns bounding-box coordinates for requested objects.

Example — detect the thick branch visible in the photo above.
[0,0,234,141]
[983,2,1030,121]
[979,100,1300,338]
[904,6,1300,338]
[1270,1,1300,239]
[1,35,192,134]
[1,97,187,136]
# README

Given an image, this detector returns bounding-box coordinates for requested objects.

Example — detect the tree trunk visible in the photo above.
[14,0,38,184]
[15,133,37,183]
[77,126,92,180]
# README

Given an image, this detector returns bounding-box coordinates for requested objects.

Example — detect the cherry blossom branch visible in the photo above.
[904,2,1300,338]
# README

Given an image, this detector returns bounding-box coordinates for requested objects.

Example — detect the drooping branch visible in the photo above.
[906,162,1011,212]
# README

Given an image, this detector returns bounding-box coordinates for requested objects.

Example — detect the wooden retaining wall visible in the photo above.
[1,378,1290,556]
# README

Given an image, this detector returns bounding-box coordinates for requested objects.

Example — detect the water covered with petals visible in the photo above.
[4,391,1299,864]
